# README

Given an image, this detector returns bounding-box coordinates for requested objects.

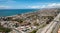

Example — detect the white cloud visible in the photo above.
[0,3,60,9]
[40,5,46,8]
[47,3,56,7]
[0,0,16,3]
[27,3,60,9]
[43,3,60,8]
[31,6,40,8]
[0,5,11,9]
[27,6,41,9]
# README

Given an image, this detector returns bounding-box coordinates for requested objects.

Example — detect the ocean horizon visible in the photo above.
[0,9,39,17]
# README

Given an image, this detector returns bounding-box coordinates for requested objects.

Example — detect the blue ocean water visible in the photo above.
[0,9,39,17]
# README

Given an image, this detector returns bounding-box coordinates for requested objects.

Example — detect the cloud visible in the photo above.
[0,0,16,3]
[0,5,12,9]
[27,3,60,9]
[42,3,60,8]
[27,6,41,9]
[0,3,60,9]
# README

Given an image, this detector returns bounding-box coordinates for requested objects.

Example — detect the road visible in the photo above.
[9,28,22,33]
[36,13,60,33]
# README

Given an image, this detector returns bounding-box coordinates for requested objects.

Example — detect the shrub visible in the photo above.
[29,30,37,33]
[0,25,12,32]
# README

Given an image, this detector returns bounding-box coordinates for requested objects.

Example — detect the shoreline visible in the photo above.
[0,9,40,17]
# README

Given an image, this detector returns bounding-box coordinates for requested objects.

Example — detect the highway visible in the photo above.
[36,13,60,33]
[9,28,22,33]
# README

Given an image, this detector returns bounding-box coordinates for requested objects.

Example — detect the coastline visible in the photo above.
[0,10,40,17]
[0,9,39,17]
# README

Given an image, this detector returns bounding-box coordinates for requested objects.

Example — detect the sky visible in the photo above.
[0,0,60,9]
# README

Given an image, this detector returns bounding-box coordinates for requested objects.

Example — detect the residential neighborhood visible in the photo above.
[0,8,60,33]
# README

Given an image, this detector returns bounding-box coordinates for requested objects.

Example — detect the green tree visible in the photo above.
[0,25,12,32]
[29,30,37,33]
[34,22,39,26]
[15,19,24,23]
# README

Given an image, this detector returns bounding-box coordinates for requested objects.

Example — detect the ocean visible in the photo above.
[0,9,39,17]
